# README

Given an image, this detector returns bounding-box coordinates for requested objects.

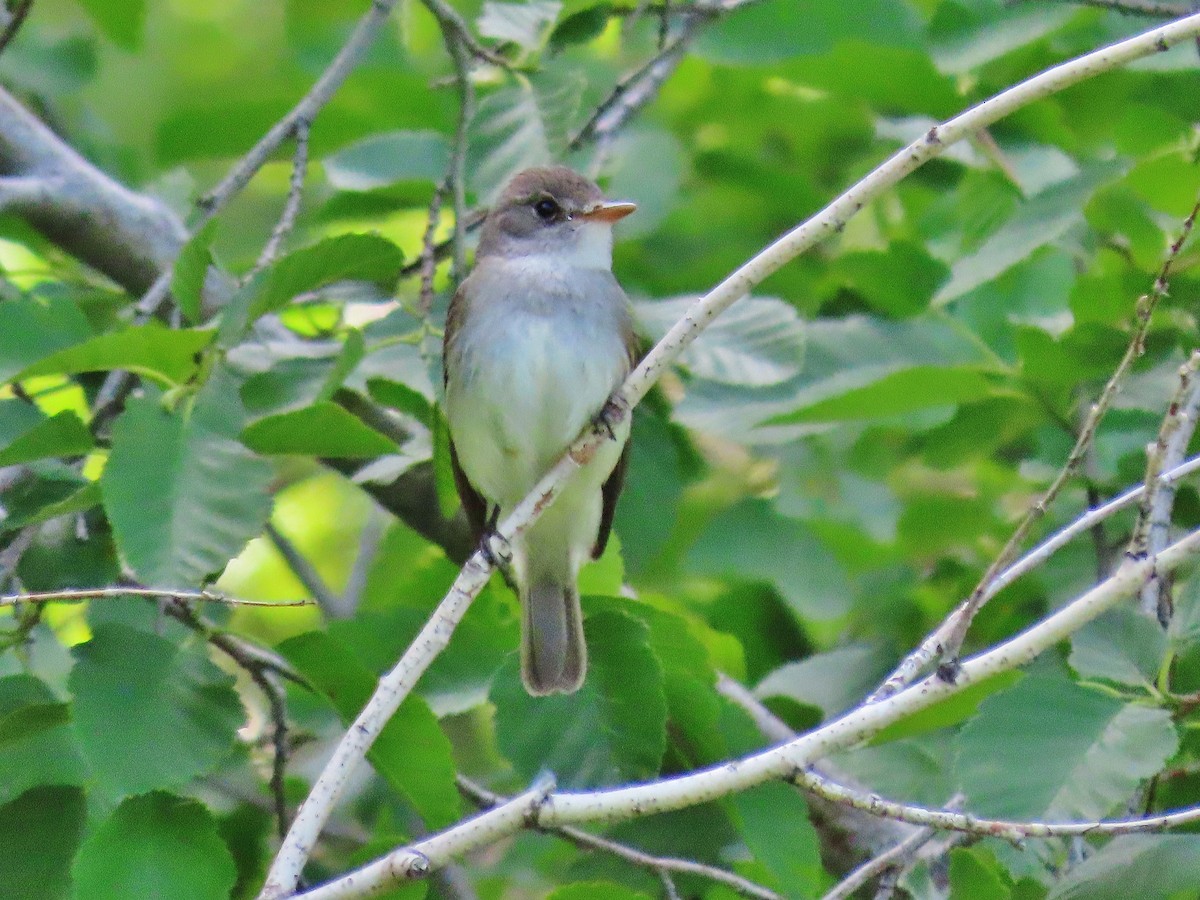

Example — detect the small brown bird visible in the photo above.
[442,167,638,695]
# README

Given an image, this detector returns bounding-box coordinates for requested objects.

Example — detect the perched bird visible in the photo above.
[442,166,638,695]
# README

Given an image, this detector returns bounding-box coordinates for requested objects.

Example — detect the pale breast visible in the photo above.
[445,258,632,506]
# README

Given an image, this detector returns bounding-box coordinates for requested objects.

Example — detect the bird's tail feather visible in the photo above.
[521,579,586,695]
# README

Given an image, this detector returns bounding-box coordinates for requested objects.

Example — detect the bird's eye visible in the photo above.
[533,198,560,221]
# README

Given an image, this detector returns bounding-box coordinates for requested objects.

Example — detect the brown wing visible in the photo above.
[449,437,488,545]
[593,321,641,560]
[593,440,629,559]
[443,281,488,541]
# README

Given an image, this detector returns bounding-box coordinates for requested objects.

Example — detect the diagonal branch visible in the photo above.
[257,13,1200,898]
[297,529,1200,898]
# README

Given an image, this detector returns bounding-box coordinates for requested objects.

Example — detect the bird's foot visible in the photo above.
[592,393,630,441]
[478,507,514,572]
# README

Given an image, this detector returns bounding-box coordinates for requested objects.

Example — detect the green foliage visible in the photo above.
[72,792,238,900]
[4,0,1200,897]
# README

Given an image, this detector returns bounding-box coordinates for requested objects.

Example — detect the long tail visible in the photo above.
[521,579,586,695]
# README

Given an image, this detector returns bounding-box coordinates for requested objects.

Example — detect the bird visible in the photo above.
[442,166,638,695]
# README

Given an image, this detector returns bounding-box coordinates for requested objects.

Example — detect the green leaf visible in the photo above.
[477,1,562,51]
[755,644,893,719]
[76,0,146,50]
[0,411,94,466]
[949,847,1012,900]
[0,295,93,385]
[954,673,1179,820]
[1069,607,1167,688]
[636,295,804,387]
[1049,836,1200,900]
[101,369,273,587]
[219,234,404,343]
[547,884,654,900]
[492,610,667,788]
[241,401,398,457]
[727,782,822,898]
[277,630,461,830]
[934,161,1127,304]
[697,0,920,65]
[13,324,213,386]
[0,676,87,807]
[72,792,238,900]
[548,3,612,50]
[0,786,86,900]
[172,219,217,324]
[767,365,998,425]
[688,500,851,621]
[69,623,243,802]
[324,130,451,192]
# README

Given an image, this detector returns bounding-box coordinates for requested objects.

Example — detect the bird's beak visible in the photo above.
[578,201,637,223]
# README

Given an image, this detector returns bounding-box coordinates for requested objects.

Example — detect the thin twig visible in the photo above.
[417,185,446,316]
[1134,351,1200,620]
[456,776,783,900]
[442,28,474,287]
[417,0,512,68]
[873,193,1200,697]
[258,15,1200,898]
[164,599,307,686]
[0,0,33,57]
[256,118,312,271]
[822,827,946,900]
[265,521,342,616]
[0,586,314,609]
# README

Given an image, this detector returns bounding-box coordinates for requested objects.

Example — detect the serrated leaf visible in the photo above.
[0,295,93,385]
[934,161,1126,304]
[324,130,450,192]
[478,0,562,51]
[241,401,398,457]
[1069,607,1166,688]
[492,610,667,788]
[1049,835,1200,900]
[13,324,213,386]
[0,676,87,807]
[101,369,273,587]
[277,630,461,829]
[469,72,583,199]
[954,673,1178,820]
[0,786,86,900]
[69,623,243,801]
[636,296,804,387]
[72,792,238,900]
[0,411,94,466]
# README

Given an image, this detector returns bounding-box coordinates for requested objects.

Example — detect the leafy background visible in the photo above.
[2,0,1200,898]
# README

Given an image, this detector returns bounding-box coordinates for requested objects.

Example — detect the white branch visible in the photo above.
[296,530,1200,898]
[258,12,1200,897]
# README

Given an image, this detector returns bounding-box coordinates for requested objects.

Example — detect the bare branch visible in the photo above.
[821,827,950,900]
[457,775,783,900]
[0,586,313,609]
[874,191,1200,697]
[0,87,187,294]
[256,119,312,271]
[259,15,1200,896]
